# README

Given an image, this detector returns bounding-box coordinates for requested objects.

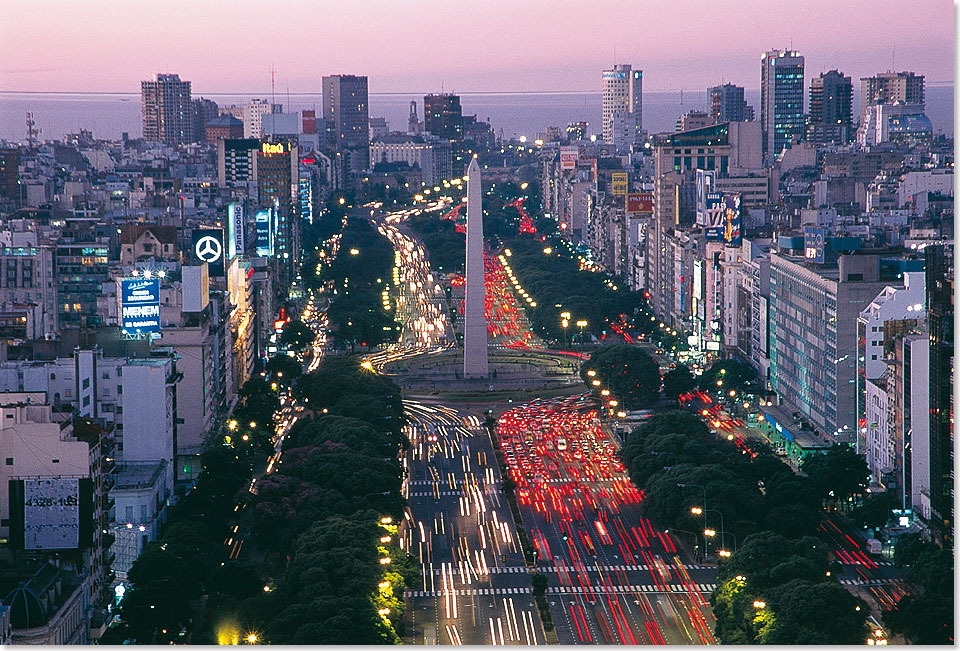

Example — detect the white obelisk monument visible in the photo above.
[463,157,489,378]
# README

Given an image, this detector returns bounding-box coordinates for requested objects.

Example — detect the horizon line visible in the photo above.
[2,81,954,97]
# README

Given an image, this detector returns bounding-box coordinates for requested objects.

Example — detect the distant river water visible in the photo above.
[0,86,953,143]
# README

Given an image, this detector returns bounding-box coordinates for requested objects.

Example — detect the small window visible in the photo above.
[82,378,90,390]
[5,458,12,465]
[52,459,60,464]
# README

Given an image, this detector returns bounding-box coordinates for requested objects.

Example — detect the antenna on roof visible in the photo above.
[892,47,895,71]
[271,65,276,107]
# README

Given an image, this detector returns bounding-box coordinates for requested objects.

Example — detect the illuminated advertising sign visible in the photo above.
[121,278,161,335]
[192,228,225,277]
[722,194,742,245]
[625,192,653,214]
[695,169,716,225]
[703,192,725,240]
[261,142,286,155]
[804,226,825,263]
[23,478,80,550]
[559,146,579,170]
[227,203,244,259]
[758,295,769,357]
[611,172,628,196]
[255,209,274,257]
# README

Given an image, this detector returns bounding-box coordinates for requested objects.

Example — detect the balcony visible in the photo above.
[101,493,115,512]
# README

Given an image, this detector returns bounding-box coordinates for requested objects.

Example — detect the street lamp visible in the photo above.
[576,320,588,348]
[678,482,709,556]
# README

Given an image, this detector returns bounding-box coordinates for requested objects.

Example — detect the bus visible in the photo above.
[556,438,568,451]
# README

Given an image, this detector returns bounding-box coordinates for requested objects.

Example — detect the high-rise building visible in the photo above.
[141,73,193,145]
[807,70,852,144]
[243,99,282,140]
[707,83,754,123]
[925,244,953,544]
[424,93,465,175]
[0,147,20,206]
[323,75,370,172]
[769,253,888,442]
[760,49,804,157]
[601,64,642,147]
[859,71,925,122]
[258,139,299,280]
[217,138,260,189]
[192,97,219,142]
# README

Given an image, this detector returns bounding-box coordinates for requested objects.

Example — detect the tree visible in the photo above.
[266,354,303,384]
[758,579,868,645]
[581,345,661,409]
[698,359,757,393]
[801,444,870,506]
[662,365,696,399]
[849,492,892,531]
[280,319,315,351]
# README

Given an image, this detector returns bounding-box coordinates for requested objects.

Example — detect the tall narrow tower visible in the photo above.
[463,157,489,378]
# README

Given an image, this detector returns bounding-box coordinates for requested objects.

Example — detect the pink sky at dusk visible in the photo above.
[0,0,954,94]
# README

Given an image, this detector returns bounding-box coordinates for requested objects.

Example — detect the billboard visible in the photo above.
[192,228,225,277]
[23,479,80,550]
[559,146,579,170]
[625,192,653,214]
[255,209,274,257]
[611,172,628,196]
[804,226,826,263]
[227,202,244,259]
[758,295,769,357]
[121,278,161,335]
[722,194,742,245]
[695,169,716,225]
[703,192,725,240]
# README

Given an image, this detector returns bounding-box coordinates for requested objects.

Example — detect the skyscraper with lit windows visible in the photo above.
[601,64,642,147]
[760,50,804,157]
[141,73,193,145]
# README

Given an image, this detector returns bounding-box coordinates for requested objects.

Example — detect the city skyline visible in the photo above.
[0,0,953,94]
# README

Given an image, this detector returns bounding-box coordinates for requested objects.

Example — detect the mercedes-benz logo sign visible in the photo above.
[195,235,222,263]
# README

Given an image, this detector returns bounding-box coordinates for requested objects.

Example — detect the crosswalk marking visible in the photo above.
[427,563,709,575]
[840,578,901,586]
[402,583,718,599]
[408,490,464,497]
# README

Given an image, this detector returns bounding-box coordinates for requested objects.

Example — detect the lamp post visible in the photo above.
[678,482,708,557]
[560,312,570,349]
[576,320,588,349]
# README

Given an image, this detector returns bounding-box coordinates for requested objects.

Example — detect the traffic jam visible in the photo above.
[496,395,717,645]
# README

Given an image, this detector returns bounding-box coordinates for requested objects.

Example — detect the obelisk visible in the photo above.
[463,157,489,378]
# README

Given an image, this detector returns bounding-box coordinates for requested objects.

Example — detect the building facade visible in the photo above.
[760,50,805,157]
[141,74,193,146]
[601,64,642,147]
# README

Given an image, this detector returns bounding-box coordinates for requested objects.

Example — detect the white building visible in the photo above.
[369,136,453,186]
[601,64,642,147]
[243,99,282,139]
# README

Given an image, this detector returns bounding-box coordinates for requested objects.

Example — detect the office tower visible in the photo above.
[769,253,888,442]
[258,139,299,279]
[602,64,642,147]
[707,83,754,123]
[463,158,488,378]
[807,70,852,144]
[217,138,260,188]
[408,100,422,135]
[322,74,370,172]
[424,93,465,175]
[243,99,282,139]
[925,244,953,543]
[301,109,317,134]
[760,49,804,157]
[192,97,219,142]
[859,71,925,121]
[141,73,193,145]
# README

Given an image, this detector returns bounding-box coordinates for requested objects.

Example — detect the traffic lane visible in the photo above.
[524,508,715,645]
[404,411,542,645]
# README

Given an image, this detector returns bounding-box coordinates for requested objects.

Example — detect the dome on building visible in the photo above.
[4,584,46,630]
